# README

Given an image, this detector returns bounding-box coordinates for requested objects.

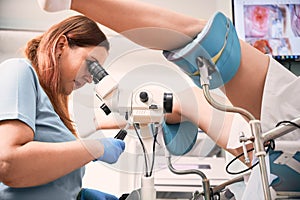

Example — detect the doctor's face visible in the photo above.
[59,45,108,95]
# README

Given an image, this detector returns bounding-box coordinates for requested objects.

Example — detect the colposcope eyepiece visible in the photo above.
[86,59,108,84]
[86,59,118,116]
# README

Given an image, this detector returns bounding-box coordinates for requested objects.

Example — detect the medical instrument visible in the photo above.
[87,59,129,141]
[196,55,271,199]
[86,59,118,115]
[114,128,128,140]
[87,59,174,200]
[197,56,300,200]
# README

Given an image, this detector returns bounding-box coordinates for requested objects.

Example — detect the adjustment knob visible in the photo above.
[139,91,149,103]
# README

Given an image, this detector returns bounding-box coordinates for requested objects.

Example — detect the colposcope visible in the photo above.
[86,59,174,200]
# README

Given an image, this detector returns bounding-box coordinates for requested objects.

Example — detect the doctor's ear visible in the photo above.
[55,35,68,58]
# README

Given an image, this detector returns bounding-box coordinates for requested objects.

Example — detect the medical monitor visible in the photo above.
[232,0,300,62]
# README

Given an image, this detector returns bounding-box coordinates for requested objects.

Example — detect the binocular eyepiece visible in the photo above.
[86,59,108,84]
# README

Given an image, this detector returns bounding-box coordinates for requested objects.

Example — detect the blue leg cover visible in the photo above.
[163,12,241,89]
[79,188,118,200]
[162,121,198,156]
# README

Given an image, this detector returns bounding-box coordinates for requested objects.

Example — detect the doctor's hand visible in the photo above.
[96,138,125,164]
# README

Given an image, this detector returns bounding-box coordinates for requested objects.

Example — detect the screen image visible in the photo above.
[232,0,300,61]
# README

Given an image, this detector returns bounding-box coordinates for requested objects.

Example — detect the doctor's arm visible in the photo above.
[0,120,117,188]
[0,120,95,187]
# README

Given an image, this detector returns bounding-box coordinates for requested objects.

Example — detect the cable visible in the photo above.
[133,123,149,177]
[225,140,274,175]
[225,119,300,175]
[276,120,300,128]
[225,147,257,175]
[149,124,159,177]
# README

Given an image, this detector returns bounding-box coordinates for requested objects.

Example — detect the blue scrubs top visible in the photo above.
[0,58,85,200]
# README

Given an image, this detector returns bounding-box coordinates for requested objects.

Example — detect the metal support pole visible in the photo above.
[197,57,274,199]
[202,84,271,200]
[250,120,271,200]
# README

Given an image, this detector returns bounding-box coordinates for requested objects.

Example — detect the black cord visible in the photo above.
[133,123,149,177]
[149,124,159,177]
[276,120,300,128]
[225,119,300,175]
[225,140,275,175]
[225,147,257,175]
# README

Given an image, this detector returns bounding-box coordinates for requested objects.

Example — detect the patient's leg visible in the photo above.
[71,0,205,50]
[222,41,269,120]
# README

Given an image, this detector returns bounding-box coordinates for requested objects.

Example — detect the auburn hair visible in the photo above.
[24,15,109,136]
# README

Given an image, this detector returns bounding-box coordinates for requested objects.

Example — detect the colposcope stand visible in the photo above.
[120,85,173,200]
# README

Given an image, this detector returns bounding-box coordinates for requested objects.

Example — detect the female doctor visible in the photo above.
[0,15,125,200]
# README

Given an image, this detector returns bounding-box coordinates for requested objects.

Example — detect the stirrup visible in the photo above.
[163,12,241,89]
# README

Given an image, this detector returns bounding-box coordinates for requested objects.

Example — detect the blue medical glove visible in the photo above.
[96,138,125,164]
[80,188,118,200]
